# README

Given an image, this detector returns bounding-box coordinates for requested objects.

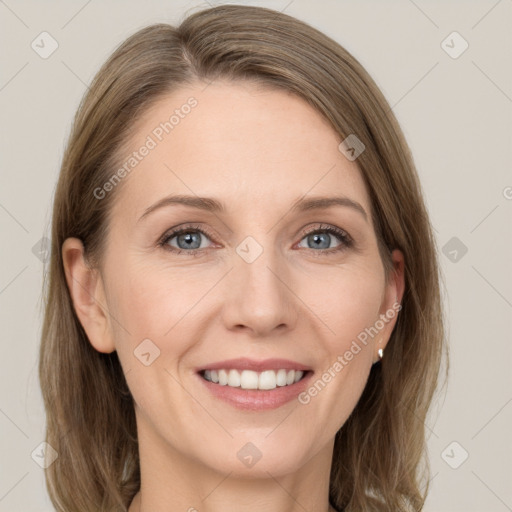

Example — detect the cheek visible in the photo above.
[109,255,210,330]
[104,257,212,370]
[301,264,384,414]
[106,264,202,412]
[301,262,385,347]
[296,271,383,434]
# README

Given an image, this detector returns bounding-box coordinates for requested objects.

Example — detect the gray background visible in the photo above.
[1,0,511,510]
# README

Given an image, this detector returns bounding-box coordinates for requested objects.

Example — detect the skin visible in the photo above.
[63,80,404,512]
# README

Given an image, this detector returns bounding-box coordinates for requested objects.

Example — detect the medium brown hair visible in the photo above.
[39,4,448,511]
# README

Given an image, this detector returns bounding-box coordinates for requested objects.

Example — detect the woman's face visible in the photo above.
[67,80,403,478]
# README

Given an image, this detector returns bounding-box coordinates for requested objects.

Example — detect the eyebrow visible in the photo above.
[138,194,368,222]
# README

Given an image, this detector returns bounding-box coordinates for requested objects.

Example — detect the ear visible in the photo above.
[373,249,405,363]
[61,237,116,354]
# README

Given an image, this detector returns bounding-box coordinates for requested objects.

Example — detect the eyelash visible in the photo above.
[157,223,354,257]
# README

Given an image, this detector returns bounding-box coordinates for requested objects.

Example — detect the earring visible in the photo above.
[378,348,384,360]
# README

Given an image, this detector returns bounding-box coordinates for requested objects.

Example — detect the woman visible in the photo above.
[39,4,447,511]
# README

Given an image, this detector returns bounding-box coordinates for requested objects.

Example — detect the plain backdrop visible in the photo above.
[0,1,511,510]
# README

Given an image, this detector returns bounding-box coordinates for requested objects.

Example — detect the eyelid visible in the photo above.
[300,223,352,243]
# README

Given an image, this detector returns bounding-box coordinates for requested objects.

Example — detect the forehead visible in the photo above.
[111,80,372,224]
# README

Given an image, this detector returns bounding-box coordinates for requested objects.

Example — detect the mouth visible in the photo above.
[199,368,310,391]
[195,358,313,410]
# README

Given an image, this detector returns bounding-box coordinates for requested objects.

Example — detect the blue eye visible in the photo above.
[297,224,353,253]
[158,223,353,256]
[159,224,213,254]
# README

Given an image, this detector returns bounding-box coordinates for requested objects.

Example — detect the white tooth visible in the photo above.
[218,369,228,385]
[286,370,295,385]
[240,370,259,390]
[276,369,288,387]
[208,368,304,388]
[258,370,277,390]
[228,369,241,387]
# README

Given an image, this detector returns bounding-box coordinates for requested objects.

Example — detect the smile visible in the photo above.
[196,357,313,410]
[201,368,307,390]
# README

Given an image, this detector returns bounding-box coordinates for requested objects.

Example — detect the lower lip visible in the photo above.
[197,371,314,411]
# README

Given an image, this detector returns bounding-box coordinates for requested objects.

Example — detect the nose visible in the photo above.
[220,242,298,337]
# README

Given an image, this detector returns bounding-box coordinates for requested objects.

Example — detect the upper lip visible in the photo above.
[196,357,312,373]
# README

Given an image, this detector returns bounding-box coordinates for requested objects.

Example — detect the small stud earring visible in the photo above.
[378,348,384,360]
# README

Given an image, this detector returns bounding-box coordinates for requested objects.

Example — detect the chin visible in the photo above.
[193,437,310,478]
